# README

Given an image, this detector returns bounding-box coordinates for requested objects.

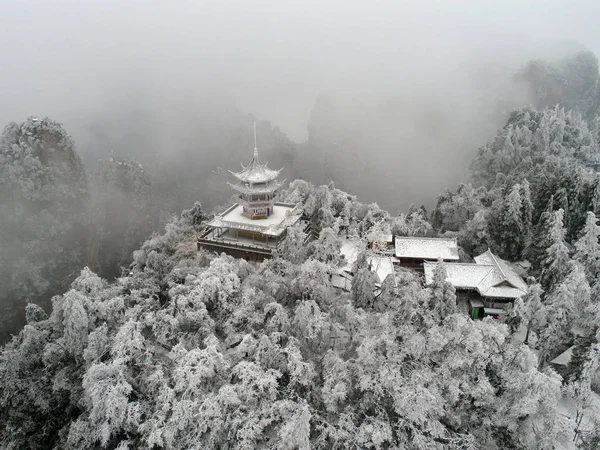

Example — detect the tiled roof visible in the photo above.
[423,250,527,299]
[394,236,460,261]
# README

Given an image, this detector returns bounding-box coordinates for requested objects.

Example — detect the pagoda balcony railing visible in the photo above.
[199,236,278,255]
[207,202,302,236]
[228,180,283,195]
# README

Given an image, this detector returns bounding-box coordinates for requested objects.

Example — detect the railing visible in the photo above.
[207,202,302,235]
[198,237,276,255]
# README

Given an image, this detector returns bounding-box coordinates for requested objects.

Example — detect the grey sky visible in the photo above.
[1,0,598,141]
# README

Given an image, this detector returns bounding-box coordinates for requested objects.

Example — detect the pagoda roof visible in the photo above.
[227,179,285,195]
[229,150,283,184]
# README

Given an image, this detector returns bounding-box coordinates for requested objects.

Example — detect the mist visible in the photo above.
[1,0,600,211]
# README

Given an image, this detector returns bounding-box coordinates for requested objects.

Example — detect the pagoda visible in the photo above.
[228,123,284,219]
[199,123,305,260]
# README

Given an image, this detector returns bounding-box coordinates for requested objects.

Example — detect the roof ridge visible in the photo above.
[395,235,457,242]
[487,249,508,280]
[476,265,498,291]
[423,261,495,268]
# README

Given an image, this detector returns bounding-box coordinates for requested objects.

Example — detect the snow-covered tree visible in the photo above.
[538,262,590,367]
[428,261,457,322]
[392,206,433,238]
[565,330,600,444]
[540,209,571,292]
[278,226,308,264]
[525,196,555,271]
[574,211,600,282]
[351,268,376,309]
[520,282,544,345]
[310,228,343,265]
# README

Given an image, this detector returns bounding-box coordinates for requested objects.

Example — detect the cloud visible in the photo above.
[1,0,598,210]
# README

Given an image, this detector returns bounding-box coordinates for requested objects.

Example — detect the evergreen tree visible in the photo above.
[538,262,590,367]
[180,201,207,227]
[565,329,600,444]
[491,183,526,260]
[565,332,598,383]
[310,228,343,265]
[352,268,376,309]
[278,226,308,264]
[539,209,571,292]
[428,260,457,322]
[520,180,534,244]
[574,211,600,282]
[525,196,555,272]
[521,282,544,345]
[376,274,398,311]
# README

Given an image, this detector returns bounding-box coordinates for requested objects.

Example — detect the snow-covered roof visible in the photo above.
[394,236,459,261]
[206,202,301,236]
[423,262,494,289]
[423,250,527,300]
[338,238,395,283]
[370,256,395,283]
[340,240,361,273]
[550,346,574,366]
[474,250,528,294]
[229,151,283,184]
[228,179,284,195]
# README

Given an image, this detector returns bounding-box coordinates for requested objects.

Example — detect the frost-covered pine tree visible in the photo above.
[502,183,525,259]
[520,282,544,345]
[538,262,590,367]
[428,260,457,321]
[574,211,600,282]
[310,228,343,265]
[540,209,571,292]
[565,330,600,444]
[525,196,555,271]
[278,226,307,264]
[352,268,376,309]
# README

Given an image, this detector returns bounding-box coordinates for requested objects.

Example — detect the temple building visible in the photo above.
[394,236,460,270]
[423,249,528,319]
[199,124,303,260]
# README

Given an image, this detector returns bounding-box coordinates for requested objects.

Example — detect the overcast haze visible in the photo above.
[1,0,600,209]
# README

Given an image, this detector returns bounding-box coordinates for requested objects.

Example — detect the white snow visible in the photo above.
[337,238,395,284]
[340,240,360,272]
[475,250,528,292]
[423,262,493,289]
[551,346,575,366]
[206,203,301,237]
[229,156,283,184]
[394,236,460,261]
[423,250,527,300]
[370,256,395,283]
[221,203,292,227]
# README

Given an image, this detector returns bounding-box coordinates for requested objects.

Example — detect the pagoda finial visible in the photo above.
[253,122,258,158]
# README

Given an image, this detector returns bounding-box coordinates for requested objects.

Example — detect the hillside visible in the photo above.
[3,51,600,450]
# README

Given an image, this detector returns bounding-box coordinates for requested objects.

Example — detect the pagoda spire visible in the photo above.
[253,122,258,158]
